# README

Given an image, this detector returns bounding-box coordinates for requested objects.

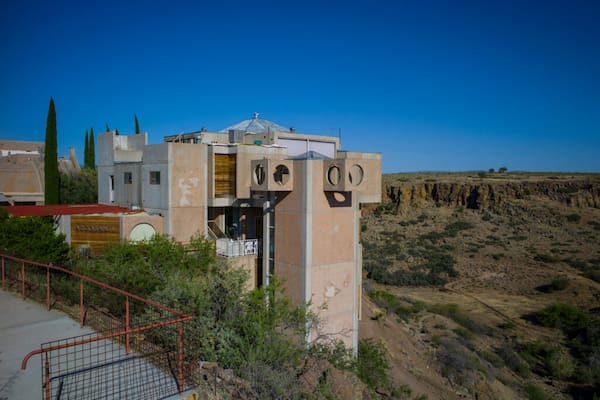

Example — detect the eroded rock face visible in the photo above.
[385,180,600,211]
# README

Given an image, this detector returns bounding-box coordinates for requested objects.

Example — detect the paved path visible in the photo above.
[0,290,192,400]
[0,289,93,399]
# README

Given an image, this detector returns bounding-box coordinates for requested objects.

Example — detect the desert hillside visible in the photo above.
[359,172,600,400]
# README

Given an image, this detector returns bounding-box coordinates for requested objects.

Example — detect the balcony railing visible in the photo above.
[216,238,259,257]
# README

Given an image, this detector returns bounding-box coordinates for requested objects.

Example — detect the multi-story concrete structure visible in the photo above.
[98,114,381,349]
[0,140,81,205]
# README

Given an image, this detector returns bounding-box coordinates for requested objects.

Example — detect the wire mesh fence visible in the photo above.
[1,254,193,400]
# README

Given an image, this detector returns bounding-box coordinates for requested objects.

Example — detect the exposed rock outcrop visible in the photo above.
[385,178,600,211]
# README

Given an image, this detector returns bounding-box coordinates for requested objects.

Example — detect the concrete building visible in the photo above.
[97,114,381,349]
[0,140,81,205]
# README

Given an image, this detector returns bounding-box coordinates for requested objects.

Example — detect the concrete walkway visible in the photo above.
[0,289,93,399]
[0,290,192,400]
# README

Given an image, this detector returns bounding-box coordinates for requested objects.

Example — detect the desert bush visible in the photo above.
[507,235,528,241]
[530,304,600,388]
[357,338,390,390]
[428,303,492,336]
[566,213,581,222]
[533,254,560,264]
[497,341,531,378]
[557,186,578,194]
[481,350,505,368]
[524,383,548,400]
[437,338,479,388]
[368,290,424,321]
[583,270,600,283]
[536,277,569,293]
[498,321,516,330]
[444,220,474,236]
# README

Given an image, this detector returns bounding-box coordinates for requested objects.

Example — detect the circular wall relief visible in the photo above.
[254,164,266,185]
[348,164,364,186]
[129,223,157,242]
[327,165,341,186]
[273,164,290,185]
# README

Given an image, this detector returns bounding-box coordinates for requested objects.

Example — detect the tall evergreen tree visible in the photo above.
[135,115,140,134]
[84,130,89,169]
[106,123,110,132]
[44,98,59,204]
[89,128,95,169]
[115,128,120,136]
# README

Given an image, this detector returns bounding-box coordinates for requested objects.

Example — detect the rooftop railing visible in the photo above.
[216,238,259,257]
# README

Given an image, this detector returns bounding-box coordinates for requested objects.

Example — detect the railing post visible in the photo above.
[21,261,25,299]
[178,322,184,395]
[44,355,51,400]
[125,296,130,354]
[79,279,84,328]
[46,266,50,311]
[1,256,4,289]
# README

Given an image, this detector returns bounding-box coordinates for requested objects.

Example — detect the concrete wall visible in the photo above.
[98,132,148,205]
[121,213,164,240]
[168,144,208,242]
[113,163,142,208]
[235,145,287,199]
[274,160,360,348]
[336,151,382,204]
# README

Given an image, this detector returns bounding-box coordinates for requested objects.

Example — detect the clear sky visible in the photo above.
[1,0,599,173]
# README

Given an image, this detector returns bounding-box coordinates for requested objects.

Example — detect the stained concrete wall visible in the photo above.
[274,160,360,348]
[113,163,142,208]
[168,144,208,242]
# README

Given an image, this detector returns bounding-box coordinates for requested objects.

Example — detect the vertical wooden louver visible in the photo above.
[215,154,236,197]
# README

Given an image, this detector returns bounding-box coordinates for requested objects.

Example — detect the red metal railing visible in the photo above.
[1,253,193,400]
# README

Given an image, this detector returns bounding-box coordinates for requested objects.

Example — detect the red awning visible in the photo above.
[3,204,142,217]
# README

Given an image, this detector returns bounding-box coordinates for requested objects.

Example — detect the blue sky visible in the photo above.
[1,0,599,172]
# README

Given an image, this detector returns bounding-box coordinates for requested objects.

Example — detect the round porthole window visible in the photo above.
[129,223,157,242]
[327,165,341,186]
[273,165,290,185]
[254,164,266,185]
[348,164,364,186]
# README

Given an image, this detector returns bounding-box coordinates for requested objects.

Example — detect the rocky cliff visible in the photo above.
[384,174,600,211]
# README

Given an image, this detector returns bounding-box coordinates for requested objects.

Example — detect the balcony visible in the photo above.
[216,238,260,257]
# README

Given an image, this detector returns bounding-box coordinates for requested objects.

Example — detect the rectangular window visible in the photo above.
[149,171,160,185]
[214,154,236,197]
[124,172,132,184]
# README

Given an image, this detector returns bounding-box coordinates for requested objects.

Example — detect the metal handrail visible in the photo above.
[0,253,193,398]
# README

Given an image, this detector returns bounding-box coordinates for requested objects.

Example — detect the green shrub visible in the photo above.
[497,342,531,378]
[536,277,569,293]
[0,215,69,264]
[566,213,581,222]
[498,321,516,330]
[534,254,560,264]
[524,383,548,400]
[481,350,505,368]
[357,338,390,389]
[583,270,600,283]
[428,303,492,336]
[444,220,474,236]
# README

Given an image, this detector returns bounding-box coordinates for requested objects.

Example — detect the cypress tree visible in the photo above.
[44,97,59,204]
[84,130,89,169]
[135,115,140,134]
[89,128,95,169]
[106,123,110,132]
[115,128,120,136]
